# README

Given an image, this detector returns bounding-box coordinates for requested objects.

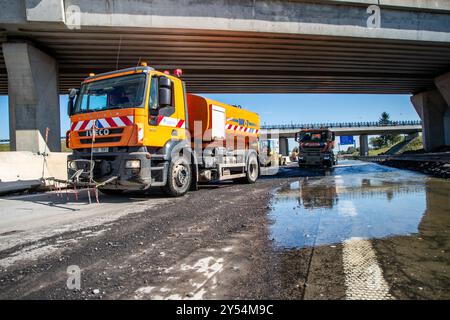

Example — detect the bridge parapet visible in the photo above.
[261,120,422,130]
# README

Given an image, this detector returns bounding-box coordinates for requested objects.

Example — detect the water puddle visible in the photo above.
[269,161,449,248]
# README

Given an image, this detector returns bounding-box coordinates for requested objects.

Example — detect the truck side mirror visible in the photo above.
[67,88,78,116]
[295,133,299,142]
[332,132,336,141]
[158,77,172,107]
[149,107,159,116]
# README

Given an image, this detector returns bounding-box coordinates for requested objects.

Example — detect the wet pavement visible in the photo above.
[269,160,450,299]
[270,161,429,248]
[0,160,448,299]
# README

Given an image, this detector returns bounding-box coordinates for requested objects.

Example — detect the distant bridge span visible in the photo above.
[260,120,422,138]
[261,120,422,156]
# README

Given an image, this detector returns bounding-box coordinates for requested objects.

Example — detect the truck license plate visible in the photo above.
[93,147,108,153]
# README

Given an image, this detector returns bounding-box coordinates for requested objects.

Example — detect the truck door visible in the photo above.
[147,74,186,147]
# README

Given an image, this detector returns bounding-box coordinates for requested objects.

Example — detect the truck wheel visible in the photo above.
[163,156,192,197]
[239,153,259,184]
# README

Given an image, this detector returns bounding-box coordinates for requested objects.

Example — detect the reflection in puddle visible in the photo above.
[269,161,445,248]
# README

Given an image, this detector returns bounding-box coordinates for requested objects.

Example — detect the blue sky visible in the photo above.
[0,93,419,141]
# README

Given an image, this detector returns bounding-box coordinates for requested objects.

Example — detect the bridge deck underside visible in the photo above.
[0,27,449,94]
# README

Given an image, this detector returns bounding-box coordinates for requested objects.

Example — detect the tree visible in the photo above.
[370,136,384,149]
[377,112,400,147]
[379,112,390,125]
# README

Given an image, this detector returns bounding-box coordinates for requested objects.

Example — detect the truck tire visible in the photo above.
[237,153,259,184]
[163,156,192,197]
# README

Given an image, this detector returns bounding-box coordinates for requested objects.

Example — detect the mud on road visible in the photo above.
[0,161,448,300]
[0,169,309,299]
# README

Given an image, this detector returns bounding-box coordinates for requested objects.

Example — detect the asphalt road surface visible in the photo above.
[0,160,448,299]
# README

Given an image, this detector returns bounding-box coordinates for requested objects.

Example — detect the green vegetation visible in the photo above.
[402,136,423,153]
[61,140,71,152]
[338,146,358,156]
[368,145,391,156]
[369,135,423,156]
[369,112,401,149]
[0,143,9,152]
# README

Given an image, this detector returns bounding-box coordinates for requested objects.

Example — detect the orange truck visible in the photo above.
[66,64,260,196]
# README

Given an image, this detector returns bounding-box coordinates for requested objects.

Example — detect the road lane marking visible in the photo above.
[343,237,394,300]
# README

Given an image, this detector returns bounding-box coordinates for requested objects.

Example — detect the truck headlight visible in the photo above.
[68,161,77,170]
[125,160,141,169]
[323,155,330,159]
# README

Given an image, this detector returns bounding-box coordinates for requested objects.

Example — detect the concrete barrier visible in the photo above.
[0,151,68,182]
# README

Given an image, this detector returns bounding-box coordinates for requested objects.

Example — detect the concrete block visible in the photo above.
[0,151,69,183]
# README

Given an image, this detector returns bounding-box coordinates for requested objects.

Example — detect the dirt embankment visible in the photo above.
[381,160,450,179]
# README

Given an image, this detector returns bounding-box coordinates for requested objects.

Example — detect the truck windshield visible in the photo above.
[74,73,146,114]
[300,131,328,142]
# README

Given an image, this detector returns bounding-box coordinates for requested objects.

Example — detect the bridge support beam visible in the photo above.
[279,137,289,156]
[359,135,369,156]
[411,88,449,151]
[2,42,61,153]
[435,72,450,147]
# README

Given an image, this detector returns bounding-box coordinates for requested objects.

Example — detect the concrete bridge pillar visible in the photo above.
[2,42,61,152]
[435,72,450,146]
[411,88,449,151]
[359,135,369,156]
[279,137,289,156]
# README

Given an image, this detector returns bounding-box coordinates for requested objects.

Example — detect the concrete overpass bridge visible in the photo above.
[261,120,422,156]
[0,0,449,153]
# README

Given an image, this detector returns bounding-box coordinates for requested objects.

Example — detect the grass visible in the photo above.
[60,140,71,152]
[402,136,423,153]
[367,135,423,156]
[368,145,391,156]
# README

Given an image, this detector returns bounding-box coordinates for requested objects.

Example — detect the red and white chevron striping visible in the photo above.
[71,116,134,131]
[225,123,259,134]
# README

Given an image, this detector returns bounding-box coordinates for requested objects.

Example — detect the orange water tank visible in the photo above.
[186,94,260,146]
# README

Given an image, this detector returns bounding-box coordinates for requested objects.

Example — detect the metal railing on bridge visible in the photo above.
[261,120,422,130]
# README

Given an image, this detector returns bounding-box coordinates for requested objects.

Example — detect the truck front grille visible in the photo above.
[80,137,121,144]
[303,147,323,154]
